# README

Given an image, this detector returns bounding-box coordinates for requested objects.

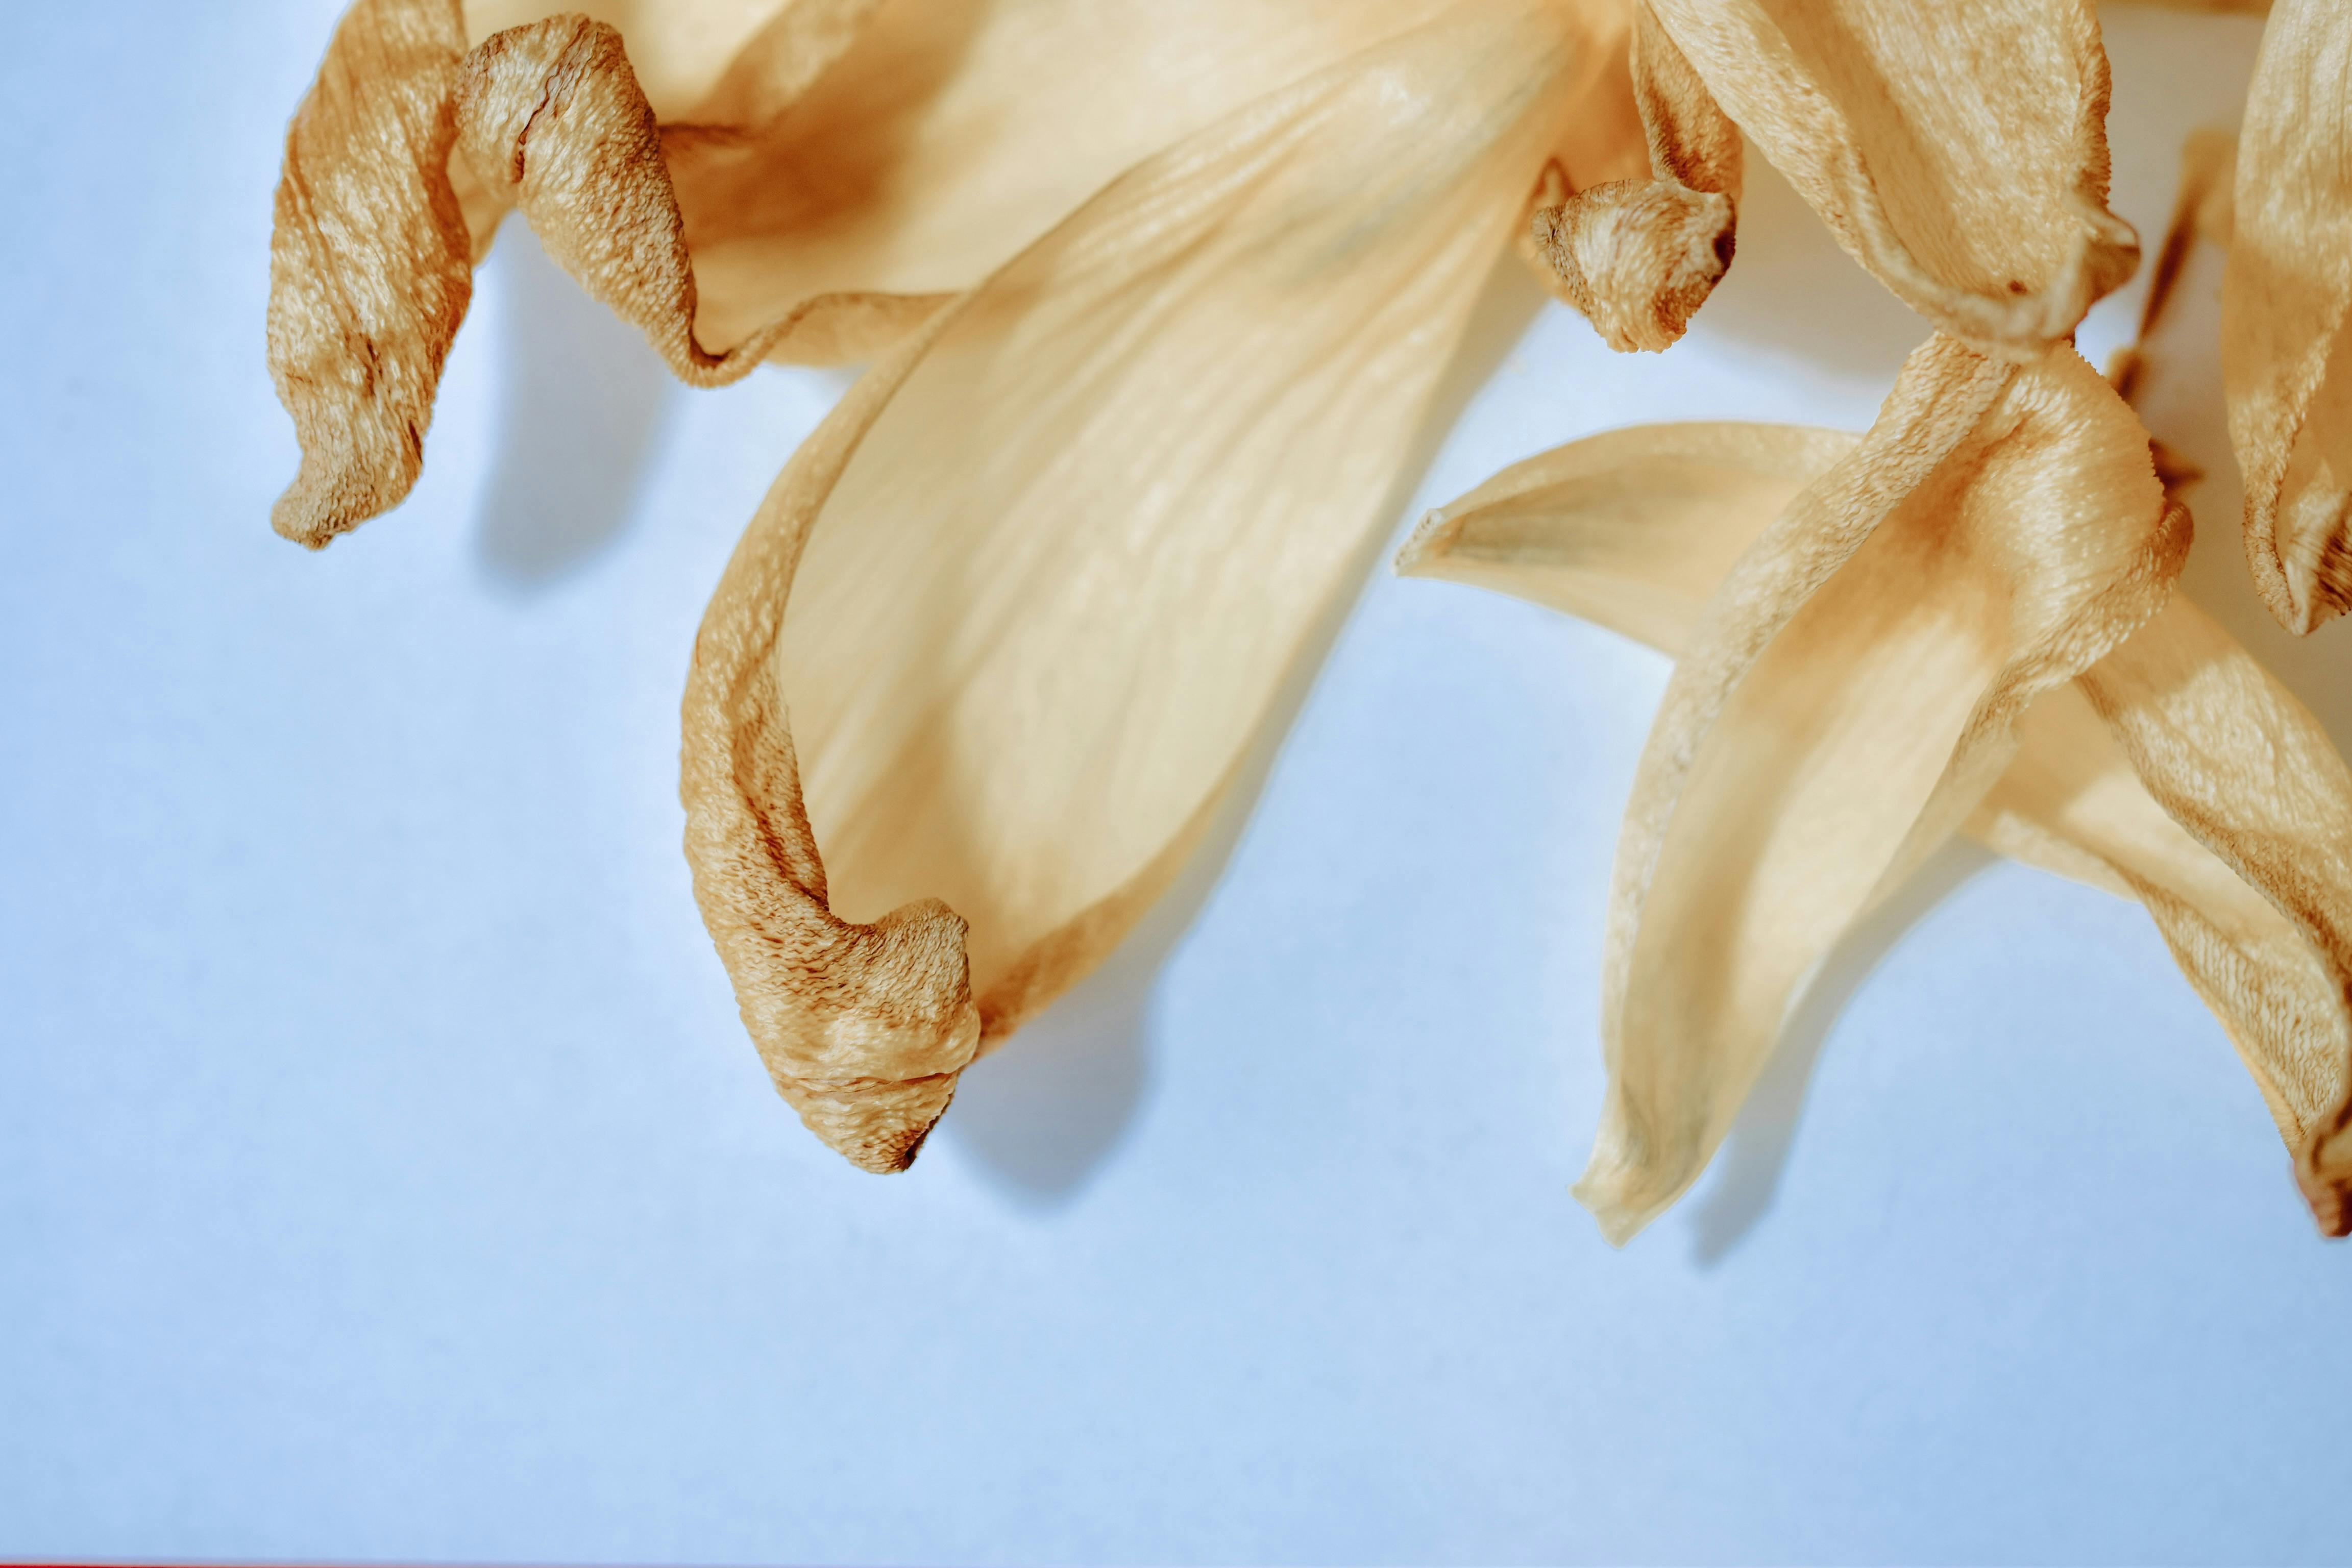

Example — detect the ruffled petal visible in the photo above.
[2223,0,2352,631]
[680,3,1601,1169]
[1649,0,2138,355]
[1404,418,2352,1237]
[265,0,473,548]
[1527,1,1742,353]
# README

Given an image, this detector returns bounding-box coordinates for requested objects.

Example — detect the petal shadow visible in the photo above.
[473,223,677,589]
[1689,836,1996,1265]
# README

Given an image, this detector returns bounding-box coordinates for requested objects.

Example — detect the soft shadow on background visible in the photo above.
[473,226,677,588]
[944,254,1551,1206]
[1688,841,1997,1265]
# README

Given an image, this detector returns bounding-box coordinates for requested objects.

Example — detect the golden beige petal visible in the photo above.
[2076,600,2352,1234]
[652,0,1483,354]
[2223,0,2352,632]
[455,15,913,386]
[1406,419,2351,1237]
[681,4,1601,1169]
[1649,0,2138,355]
[1580,339,2181,1243]
[265,0,472,549]
[1529,1,1741,353]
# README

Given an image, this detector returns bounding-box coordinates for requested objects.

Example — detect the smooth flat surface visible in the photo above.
[2,5,2343,1564]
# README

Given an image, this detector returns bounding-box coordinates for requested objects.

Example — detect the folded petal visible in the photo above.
[681,3,1603,1169]
[2075,602,2352,1233]
[1493,338,2180,1243]
[1649,0,2138,355]
[2223,0,2352,632]
[266,0,473,547]
[1405,418,2352,1237]
[1528,1,1742,353]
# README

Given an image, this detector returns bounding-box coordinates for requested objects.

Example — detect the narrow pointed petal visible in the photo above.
[1576,339,2181,1243]
[265,0,472,548]
[1649,0,2137,355]
[1529,1,1741,353]
[2224,0,2352,632]
[1405,419,2352,1237]
[680,5,1601,1168]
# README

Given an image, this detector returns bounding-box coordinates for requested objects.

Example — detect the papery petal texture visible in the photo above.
[1403,419,2352,1237]
[2223,0,2352,632]
[266,0,472,548]
[680,2,1603,1170]
[1649,0,2138,355]
[1405,336,2184,1244]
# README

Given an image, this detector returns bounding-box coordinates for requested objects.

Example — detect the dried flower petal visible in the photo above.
[1528,1,1741,352]
[1405,336,2182,1243]
[1650,0,2138,355]
[1403,419,2352,1237]
[265,0,472,548]
[2224,0,2352,631]
[680,5,1603,1169]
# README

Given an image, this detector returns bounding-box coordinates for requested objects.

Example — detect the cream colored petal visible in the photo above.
[680,3,1601,1170]
[651,0,1500,355]
[1648,0,2138,356]
[266,0,473,548]
[2223,0,2352,632]
[1405,418,2352,1237]
[2076,601,2352,1233]
[1527,1,1742,353]
[1570,339,2180,1244]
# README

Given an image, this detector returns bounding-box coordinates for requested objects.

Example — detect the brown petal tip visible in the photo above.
[1533,178,1733,354]
[785,1070,966,1172]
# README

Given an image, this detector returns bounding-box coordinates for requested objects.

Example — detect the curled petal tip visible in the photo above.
[789,1068,967,1172]
[1535,179,1733,354]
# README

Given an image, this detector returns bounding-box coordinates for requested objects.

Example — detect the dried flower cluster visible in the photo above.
[268,0,2352,1239]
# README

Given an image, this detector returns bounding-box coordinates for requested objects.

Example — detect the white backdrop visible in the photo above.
[4,5,2345,1563]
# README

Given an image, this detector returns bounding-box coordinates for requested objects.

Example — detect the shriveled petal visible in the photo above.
[1405,420,2352,1237]
[1528,1,1741,353]
[266,0,472,548]
[268,0,894,545]
[454,15,904,382]
[1649,0,2138,355]
[2223,0,2352,632]
[680,5,1601,1169]
[1540,338,2179,1244]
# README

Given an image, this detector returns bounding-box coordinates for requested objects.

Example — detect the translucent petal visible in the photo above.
[1405,417,2352,1236]
[679,4,1601,1169]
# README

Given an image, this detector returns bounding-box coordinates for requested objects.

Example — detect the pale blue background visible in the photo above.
[3,5,2344,1563]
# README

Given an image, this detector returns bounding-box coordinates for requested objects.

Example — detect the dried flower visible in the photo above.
[265,0,2352,1237]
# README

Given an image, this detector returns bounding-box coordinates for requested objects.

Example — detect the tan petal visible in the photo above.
[680,4,1601,1170]
[1527,1,1742,353]
[1482,338,2178,1244]
[1405,418,2352,1237]
[265,0,473,548]
[1649,0,2138,355]
[454,15,911,383]
[2075,600,2352,1234]
[2223,0,2352,632]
